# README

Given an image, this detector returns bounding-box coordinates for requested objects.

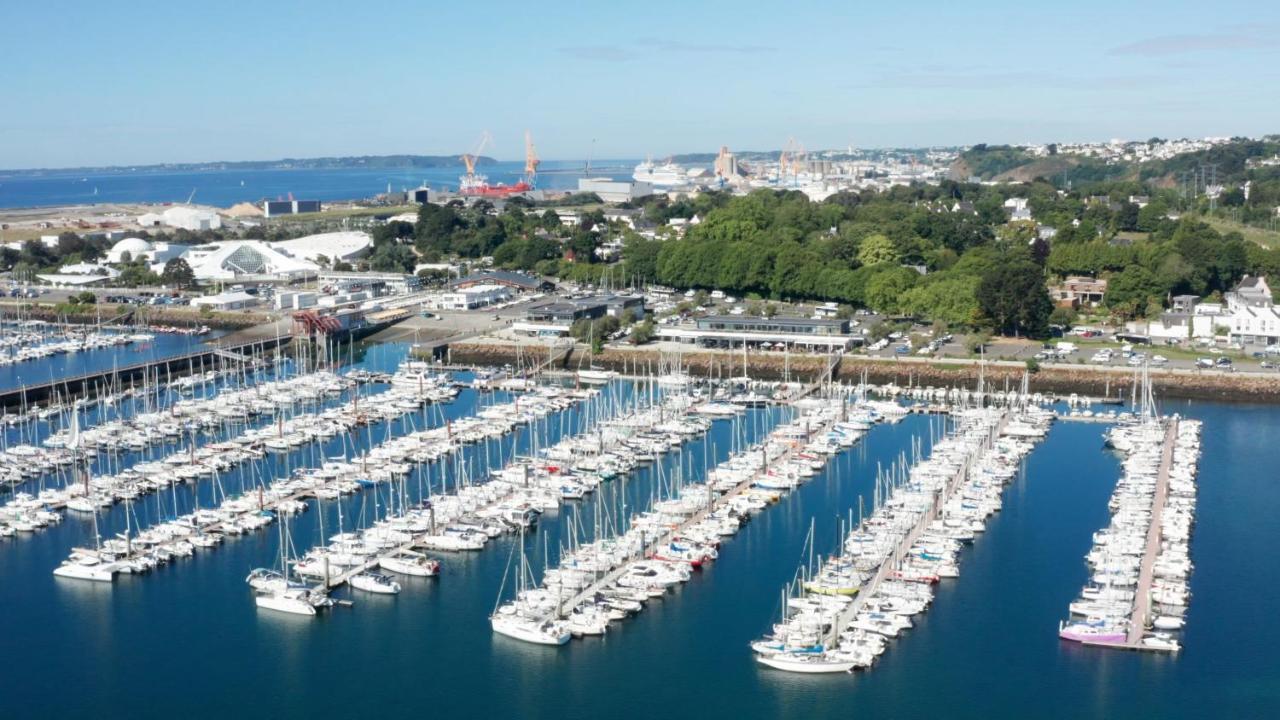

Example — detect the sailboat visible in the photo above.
[53,410,121,582]
[252,509,323,616]
[490,529,571,645]
[576,321,617,385]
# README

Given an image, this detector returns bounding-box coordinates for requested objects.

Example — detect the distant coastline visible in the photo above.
[0,154,501,176]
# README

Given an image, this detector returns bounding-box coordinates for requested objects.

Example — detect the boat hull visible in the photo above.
[755,653,855,674]
[254,594,317,616]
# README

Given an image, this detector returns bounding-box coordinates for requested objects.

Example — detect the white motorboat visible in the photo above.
[350,572,402,594]
[379,551,441,577]
[254,587,318,616]
[576,369,617,385]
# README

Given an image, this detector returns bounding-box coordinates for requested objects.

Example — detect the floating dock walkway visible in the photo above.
[1081,418,1179,653]
[825,411,1008,647]
[0,336,288,410]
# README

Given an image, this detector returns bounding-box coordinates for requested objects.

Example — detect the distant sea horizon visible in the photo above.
[0,159,646,210]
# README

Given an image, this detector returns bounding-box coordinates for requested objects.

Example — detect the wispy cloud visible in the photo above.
[639,38,776,55]
[846,68,1161,91]
[1109,30,1276,56]
[557,39,775,62]
[557,45,634,62]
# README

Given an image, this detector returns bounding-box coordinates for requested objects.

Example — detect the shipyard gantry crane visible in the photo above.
[461,131,493,179]
[524,131,540,188]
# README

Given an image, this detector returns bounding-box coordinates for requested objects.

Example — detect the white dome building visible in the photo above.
[106,237,154,264]
[270,231,372,265]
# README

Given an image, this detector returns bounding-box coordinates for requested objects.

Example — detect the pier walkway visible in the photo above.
[825,411,1008,647]
[0,336,288,410]
[1117,418,1177,651]
[545,411,846,621]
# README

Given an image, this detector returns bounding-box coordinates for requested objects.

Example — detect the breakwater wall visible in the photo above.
[0,302,269,330]
[445,341,1280,403]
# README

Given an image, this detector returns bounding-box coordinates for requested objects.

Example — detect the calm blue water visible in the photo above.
[0,331,222,394]
[0,343,1275,719]
[0,161,640,209]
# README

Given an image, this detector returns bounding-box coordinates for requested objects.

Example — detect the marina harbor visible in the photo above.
[0,326,1268,718]
[5,5,1279,715]
[4,333,1208,652]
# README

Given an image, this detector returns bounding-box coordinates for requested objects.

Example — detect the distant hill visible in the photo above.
[1135,138,1280,184]
[950,145,1035,180]
[1,154,495,175]
[952,138,1280,188]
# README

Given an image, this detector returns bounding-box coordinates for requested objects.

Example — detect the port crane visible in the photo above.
[524,131,540,188]
[457,130,534,197]
[779,137,806,185]
[461,131,493,182]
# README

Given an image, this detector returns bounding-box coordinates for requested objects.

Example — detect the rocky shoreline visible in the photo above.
[445,341,1280,403]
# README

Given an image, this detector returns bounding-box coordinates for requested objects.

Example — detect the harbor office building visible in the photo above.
[437,284,513,311]
[523,295,646,326]
[658,315,856,351]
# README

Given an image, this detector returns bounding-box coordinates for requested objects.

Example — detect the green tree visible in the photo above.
[976,258,1052,336]
[161,257,196,289]
[1106,265,1162,319]
[857,233,899,266]
[369,244,418,273]
[865,267,919,314]
[1048,305,1077,329]
[630,319,656,345]
[622,235,662,283]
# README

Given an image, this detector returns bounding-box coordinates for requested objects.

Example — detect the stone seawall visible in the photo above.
[445,341,1280,403]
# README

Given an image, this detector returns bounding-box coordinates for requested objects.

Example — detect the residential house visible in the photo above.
[1051,276,1107,308]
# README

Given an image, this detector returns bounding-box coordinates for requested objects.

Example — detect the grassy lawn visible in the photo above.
[1202,216,1280,249]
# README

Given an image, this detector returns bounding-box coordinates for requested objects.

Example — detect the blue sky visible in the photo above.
[2,0,1278,168]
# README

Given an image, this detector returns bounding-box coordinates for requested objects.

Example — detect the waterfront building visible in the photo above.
[271,231,372,266]
[1224,276,1280,345]
[190,290,259,311]
[263,199,322,217]
[35,263,121,287]
[437,284,512,311]
[524,295,644,326]
[1144,277,1280,345]
[577,178,655,203]
[138,206,222,231]
[181,240,317,282]
[654,314,853,351]
[317,270,420,296]
[105,237,185,265]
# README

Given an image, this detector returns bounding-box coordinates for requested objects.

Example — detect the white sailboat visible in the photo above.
[253,509,323,616]
[490,529,571,645]
[53,416,120,583]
